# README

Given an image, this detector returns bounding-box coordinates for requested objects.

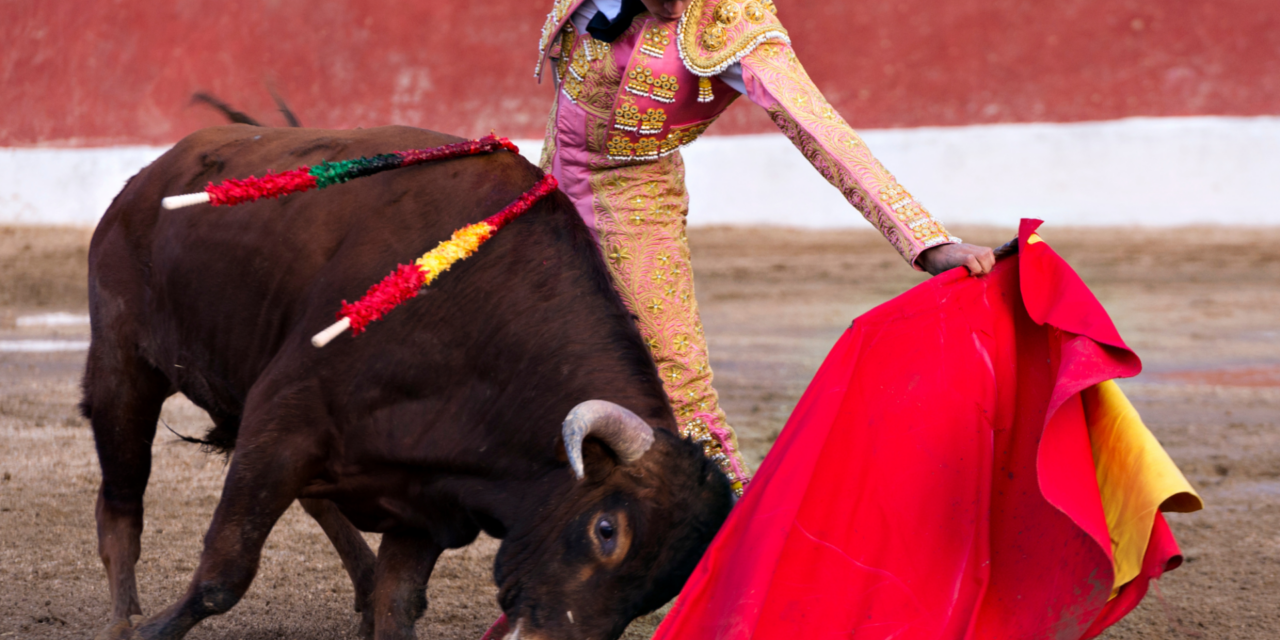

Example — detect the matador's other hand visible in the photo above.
[918,243,996,276]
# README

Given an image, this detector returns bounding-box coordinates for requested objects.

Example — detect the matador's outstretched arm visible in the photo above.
[739,43,960,268]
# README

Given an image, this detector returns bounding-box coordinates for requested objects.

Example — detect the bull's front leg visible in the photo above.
[128,428,323,640]
[300,497,378,636]
[369,531,444,640]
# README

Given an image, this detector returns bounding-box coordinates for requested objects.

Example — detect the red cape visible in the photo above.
[653,220,1192,640]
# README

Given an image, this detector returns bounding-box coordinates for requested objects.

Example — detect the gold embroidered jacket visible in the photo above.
[537,0,958,265]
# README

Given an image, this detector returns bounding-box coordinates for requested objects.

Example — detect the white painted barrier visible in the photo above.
[2,117,1277,228]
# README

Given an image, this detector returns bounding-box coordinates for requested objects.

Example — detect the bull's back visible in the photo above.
[89,125,548,417]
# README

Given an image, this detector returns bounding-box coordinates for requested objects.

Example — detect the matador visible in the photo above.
[535,0,995,494]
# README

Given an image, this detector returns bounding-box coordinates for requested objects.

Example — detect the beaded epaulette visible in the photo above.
[676,0,790,77]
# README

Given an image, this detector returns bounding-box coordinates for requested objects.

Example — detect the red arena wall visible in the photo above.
[3,0,1279,147]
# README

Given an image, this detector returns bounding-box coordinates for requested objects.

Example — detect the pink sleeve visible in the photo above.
[740,43,958,268]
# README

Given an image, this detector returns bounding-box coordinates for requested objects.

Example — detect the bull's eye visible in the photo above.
[597,518,616,540]
[591,513,629,563]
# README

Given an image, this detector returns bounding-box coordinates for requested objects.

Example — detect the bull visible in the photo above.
[83,124,733,640]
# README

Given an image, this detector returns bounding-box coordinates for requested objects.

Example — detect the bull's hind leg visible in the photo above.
[300,498,378,636]
[130,395,325,640]
[82,341,171,639]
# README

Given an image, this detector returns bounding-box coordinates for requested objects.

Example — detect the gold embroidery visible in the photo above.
[614,99,641,132]
[639,108,668,135]
[652,73,680,103]
[641,24,671,58]
[538,77,561,173]
[657,132,683,156]
[569,41,590,81]
[744,42,954,262]
[713,1,741,26]
[562,73,585,102]
[606,120,713,162]
[606,135,633,160]
[701,24,727,52]
[581,37,611,62]
[677,0,790,77]
[697,76,714,103]
[571,35,623,117]
[626,65,656,98]
[636,136,661,158]
[673,334,690,352]
[554,29,610,106]
[536,0,577,78]
[588,156,750,493]
[607,244,632,264]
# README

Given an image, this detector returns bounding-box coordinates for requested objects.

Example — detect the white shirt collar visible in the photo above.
[571,0,625,33]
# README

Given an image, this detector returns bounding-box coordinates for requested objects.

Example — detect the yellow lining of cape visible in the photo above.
[1084,380,1203,598]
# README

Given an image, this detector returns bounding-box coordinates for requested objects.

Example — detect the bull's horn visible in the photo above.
[562,400,655,480]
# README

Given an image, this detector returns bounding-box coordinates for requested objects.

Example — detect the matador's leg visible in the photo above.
[589,155,750,494]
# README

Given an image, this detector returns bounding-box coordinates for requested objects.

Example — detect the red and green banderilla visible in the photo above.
[161,134,520,210]
[160,133,560,347]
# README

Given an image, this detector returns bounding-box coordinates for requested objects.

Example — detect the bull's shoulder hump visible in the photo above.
[169,124,266,153]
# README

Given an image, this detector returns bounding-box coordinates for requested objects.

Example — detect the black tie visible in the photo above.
[586,0,648,43]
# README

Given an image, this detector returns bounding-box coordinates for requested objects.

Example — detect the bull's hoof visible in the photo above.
[92,617,137,640]
[358,609,375,640]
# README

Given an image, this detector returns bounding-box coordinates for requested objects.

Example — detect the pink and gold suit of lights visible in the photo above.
[535,0,960,494]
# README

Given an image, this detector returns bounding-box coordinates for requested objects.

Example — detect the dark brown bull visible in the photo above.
[83,124,733,640]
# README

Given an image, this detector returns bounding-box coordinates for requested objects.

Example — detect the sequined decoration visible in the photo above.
[640,24,671,58]
[568,40,591,81]
[558,29,616,107]
[626,65,656,98]
[538,87,560,173]
[880,183,950,242]
[652,73,680,103]
[614,100,642,132]
[588,157,750,494]
[556,29,585,102]
[606,121,713,162]
[712,1,741,26]
[697,76,714,103]
[536,0,578,78]
[639,108,668,135]
[701,24,727,52]
[742,43,956,263]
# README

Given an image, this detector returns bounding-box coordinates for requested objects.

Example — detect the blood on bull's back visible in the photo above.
[82,124,733,640]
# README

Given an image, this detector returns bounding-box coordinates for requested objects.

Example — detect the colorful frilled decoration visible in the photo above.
[160,135,521,210]
[310,174,560,347]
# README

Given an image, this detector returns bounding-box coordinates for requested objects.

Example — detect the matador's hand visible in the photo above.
[918,243,996,276]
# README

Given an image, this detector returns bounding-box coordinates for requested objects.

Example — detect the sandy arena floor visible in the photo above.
[1,224,1277,638]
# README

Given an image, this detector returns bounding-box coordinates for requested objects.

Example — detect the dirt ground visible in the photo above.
[1,223,1277,639]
